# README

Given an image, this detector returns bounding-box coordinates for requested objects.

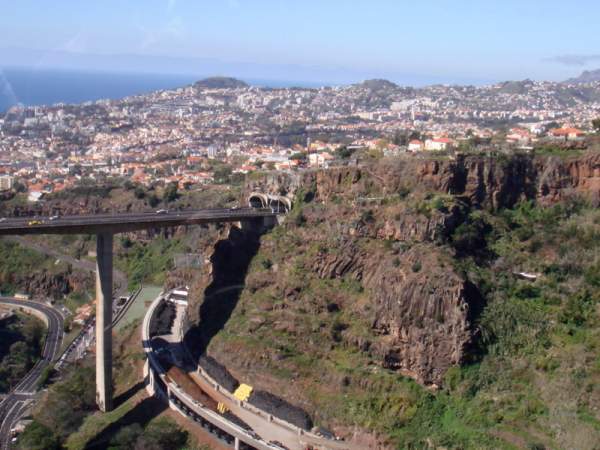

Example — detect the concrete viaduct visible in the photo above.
[0,206,279,412]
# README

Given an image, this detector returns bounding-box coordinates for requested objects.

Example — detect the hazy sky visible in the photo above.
[1,0,600,84]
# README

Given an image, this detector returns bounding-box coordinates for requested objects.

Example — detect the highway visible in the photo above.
[0,208,276,236]
[0,298,64,449]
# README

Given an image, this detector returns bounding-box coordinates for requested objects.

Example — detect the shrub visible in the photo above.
[559,290,595,328]
[361,209,375,223]
[584,263,600,287]
[133,186,145,199]
[479,298,548,356]
[412,261,422,273]
[398,186,411,199]
[147,194,160,208]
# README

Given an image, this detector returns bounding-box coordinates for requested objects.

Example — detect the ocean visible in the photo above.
[0,67,319,113]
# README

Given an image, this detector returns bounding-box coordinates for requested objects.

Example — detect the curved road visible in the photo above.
[0,298,64,449]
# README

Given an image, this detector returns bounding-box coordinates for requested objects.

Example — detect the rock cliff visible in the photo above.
[245,152,600,209]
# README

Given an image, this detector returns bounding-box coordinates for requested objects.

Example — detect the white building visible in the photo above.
[0,175,14,191]
[408,140,424,152]
[425,138,453,151]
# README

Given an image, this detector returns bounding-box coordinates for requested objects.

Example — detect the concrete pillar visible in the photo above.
[234,437,240,450]
[95,232,113,412]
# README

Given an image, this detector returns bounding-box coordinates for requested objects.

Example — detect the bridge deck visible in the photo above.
[0,208,276,235]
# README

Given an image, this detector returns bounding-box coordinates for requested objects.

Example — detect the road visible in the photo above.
[0,298,64,449]
[0,208,276,236]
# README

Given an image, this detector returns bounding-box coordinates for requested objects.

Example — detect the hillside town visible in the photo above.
[0,77,599,199]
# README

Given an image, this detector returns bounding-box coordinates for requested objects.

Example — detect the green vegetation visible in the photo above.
[0,240,54,295]
[335,145,357,159]
[22,367,97,445]
[108,418,189,450]
[163,182,179,203]
[17,422,62,450]
[0,312,45,392]
[116,236,186,289]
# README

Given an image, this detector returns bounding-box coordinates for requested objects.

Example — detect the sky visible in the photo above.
[1,0,600,85]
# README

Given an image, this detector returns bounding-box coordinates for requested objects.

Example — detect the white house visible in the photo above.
[408,140,424,152]
[425,138,453,151]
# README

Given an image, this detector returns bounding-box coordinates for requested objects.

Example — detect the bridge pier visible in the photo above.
[95,232,113,412]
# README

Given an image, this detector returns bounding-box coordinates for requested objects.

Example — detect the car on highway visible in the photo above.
[27,220,43,226]
[0,217,6,222]
[155,209,168,214]
[49,215,60,221]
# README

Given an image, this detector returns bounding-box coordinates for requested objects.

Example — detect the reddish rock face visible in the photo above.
[246,152,600,210]
[366,246,481,386]
[0,268,91,300]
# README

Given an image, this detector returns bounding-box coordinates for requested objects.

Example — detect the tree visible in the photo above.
[133,186,146,199]
[230,172,245,185]
[592,118,600,133]
[147,194,160,208]
[392,130,408,146]
[34,367,96,440]
[213,166,232,184]
[290,152,307,161]
[13,181,27,193]
[134,419,188,450]
[335,146,356,159]
[163,182,179,203]
[17,421,61,450]
[408,130,422,141]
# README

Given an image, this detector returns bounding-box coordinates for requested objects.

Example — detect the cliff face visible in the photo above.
[245,152,600,209]
[310,241,481,386]
[227,152,600,387]
[0,268,91,300]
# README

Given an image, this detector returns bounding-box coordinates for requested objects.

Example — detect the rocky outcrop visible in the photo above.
[0,268,91,300]
[366,246,482,386]
[311,243,481,386]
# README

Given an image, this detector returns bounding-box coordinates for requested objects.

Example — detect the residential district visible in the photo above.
[1,77,599,199]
